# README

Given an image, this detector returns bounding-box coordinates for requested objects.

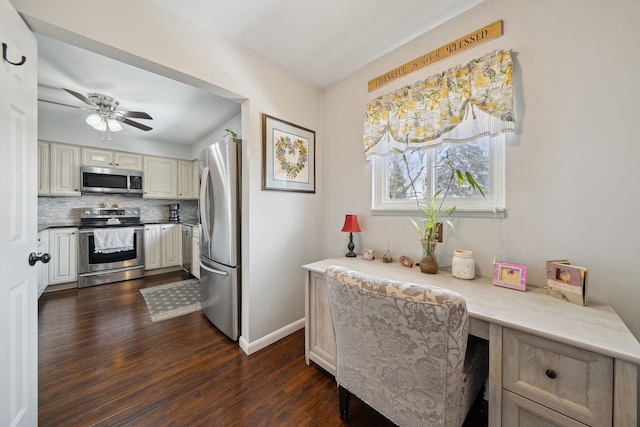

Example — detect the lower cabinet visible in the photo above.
[37,230,49,297]
[144,224,181,270]
[48,227,78,285]
[502,328,613,426]
[192,226,200,279]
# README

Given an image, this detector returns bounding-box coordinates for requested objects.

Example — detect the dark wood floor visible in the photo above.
[38,271,486,426]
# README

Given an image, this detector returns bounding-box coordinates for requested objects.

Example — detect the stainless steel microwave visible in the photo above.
[80,166,143,195]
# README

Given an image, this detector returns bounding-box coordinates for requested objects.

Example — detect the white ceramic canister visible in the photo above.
[452,249,475,279]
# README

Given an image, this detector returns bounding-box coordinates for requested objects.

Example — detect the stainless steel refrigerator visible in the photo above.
[198,137,241,341]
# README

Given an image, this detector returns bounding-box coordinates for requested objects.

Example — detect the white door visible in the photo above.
[0,1,38,425]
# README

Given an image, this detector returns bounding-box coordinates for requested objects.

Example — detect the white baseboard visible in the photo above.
[239,318,305,355]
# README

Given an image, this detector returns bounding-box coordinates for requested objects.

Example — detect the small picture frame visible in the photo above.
[363,249,375,261]
[262,113,316,193]
[493,261,527,291]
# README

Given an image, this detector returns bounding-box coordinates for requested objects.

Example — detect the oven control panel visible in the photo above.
[81,208,140,218]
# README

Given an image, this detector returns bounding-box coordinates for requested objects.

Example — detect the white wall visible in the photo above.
[13,0,323,350]
[321,0,640,334]
[190,113,242,159]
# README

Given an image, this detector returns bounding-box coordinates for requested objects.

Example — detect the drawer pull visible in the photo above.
[545,369,557,379]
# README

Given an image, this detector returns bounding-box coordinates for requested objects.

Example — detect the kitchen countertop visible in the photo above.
[38,221,199,232]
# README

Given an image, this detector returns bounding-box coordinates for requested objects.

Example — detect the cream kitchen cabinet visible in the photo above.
[143,156,177,199]
[38,140,50,196]
[177,159,198,199]
[48,227,78,285]
[81,147,143,170]
[37,230,49,297]
[192,226,200,279]
[144,223,181,270]
[50,142,81,196]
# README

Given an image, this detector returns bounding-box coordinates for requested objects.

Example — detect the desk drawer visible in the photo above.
[503,328,613,426]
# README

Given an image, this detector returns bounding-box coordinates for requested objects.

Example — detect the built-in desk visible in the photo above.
[303,258,640,426]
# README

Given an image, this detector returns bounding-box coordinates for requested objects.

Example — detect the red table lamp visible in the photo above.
[341,214,361,258]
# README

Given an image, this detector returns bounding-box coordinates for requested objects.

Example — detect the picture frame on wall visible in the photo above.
[262,113,316,193]
[493,261,527,291]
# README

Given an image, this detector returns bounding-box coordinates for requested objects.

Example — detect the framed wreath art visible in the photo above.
[262,113,316,193]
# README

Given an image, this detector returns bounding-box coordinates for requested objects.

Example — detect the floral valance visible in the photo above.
[363,49,515,158]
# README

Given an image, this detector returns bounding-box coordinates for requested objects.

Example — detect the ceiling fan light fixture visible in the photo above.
[107,118,122,132]
[85,113,103,128]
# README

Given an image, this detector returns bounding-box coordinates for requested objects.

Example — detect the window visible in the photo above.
[371,135,505,215]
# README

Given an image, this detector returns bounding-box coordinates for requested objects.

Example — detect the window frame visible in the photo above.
[371,134,506,217]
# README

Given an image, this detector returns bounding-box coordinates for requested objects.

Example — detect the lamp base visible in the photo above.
[345,232,357,258]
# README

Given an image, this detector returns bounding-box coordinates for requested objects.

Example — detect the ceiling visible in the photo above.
[36,0,484,147]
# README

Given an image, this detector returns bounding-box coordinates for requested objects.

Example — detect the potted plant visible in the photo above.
[395,147,485,273]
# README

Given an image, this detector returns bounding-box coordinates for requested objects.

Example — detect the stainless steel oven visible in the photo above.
[77,207,145,288]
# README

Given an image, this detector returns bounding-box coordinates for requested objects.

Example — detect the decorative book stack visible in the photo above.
[546,260,587,306]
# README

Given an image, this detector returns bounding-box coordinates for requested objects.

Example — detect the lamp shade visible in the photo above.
[107,118,123,132]
[85,113,103,128]
[341,214,361,233]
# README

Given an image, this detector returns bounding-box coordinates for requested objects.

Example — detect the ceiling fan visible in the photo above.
[40,88,153,133]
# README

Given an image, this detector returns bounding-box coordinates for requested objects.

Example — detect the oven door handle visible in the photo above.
[199,261,228,277]
[79,226,144,234]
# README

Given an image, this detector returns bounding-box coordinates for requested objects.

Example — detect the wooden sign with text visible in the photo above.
[368,20,503,92]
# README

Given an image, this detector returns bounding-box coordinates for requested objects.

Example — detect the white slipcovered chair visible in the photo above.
[325,266,488,426]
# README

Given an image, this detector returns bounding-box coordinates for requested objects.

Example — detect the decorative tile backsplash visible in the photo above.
[38,195,198,229]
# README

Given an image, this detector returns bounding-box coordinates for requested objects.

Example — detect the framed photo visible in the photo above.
[493,261,527,291]
[262,114,316,193]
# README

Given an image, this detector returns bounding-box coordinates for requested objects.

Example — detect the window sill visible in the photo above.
[371,207,506,219]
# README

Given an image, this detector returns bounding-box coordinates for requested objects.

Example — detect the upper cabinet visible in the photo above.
[143,156,177,199]
[39,142,197,200]
[50,142,81,197]
[38,141,50,196]
[177,159,198,200]
[81,147,143,170]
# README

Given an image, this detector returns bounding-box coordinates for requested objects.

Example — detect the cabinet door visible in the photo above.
[50,143,80,196]
[143,156,177,199]
[48,228,78,284]
[192,229,200,279]
[114,152,142,170]
[503,390,587,427]
[161,224,181,267]
[177,160,195,199]
[144,225,162,270]
[192,159,199,198]
[38,141,50,195]
[307,271,337,374]
[81,147,113,167]
[37,231,49,297]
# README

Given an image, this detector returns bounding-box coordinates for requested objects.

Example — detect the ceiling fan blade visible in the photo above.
[63,88,96,106]
[120,110,153,120]
[38,98,92,110]
[121,117,152,131]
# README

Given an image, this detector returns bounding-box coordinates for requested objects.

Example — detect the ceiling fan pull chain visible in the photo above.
[2,42,27,66]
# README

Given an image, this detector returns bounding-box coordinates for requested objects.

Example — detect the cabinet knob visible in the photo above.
[545,369,557,379]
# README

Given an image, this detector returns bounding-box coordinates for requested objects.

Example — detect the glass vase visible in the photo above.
[419,239,438,274]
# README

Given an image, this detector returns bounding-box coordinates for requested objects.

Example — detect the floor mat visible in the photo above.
[139,278,202,322]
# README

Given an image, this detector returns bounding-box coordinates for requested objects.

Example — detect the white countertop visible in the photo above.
[303,258,640,365]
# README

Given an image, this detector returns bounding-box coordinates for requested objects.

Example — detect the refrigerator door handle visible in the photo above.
[199,166,212,241]
[199,261,229,276]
